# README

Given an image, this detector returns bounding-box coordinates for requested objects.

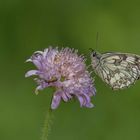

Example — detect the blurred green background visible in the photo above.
[1,0,140,140]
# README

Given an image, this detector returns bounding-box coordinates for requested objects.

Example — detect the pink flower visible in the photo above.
[25,47,96,109]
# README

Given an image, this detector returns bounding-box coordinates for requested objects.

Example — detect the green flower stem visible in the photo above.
[41,108,53,140]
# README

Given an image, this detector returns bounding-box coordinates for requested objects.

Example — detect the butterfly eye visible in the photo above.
[92,52,96,57]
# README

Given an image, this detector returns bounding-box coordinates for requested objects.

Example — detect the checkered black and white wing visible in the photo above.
[96,52,140,90]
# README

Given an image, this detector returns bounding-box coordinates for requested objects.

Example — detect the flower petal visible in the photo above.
[25,58,32,63]
[77,94,94,108]
[85,102,94,108]
[34,51,43,54]
[35,85,44,95]
[25,70,38,77]
[32,60,42,69]
[77,95,84,107]
[43,48,49,58]
[61,92,69,102]
[51,94,61,109]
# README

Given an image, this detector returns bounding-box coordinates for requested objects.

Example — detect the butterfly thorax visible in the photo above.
[91,51,102,69]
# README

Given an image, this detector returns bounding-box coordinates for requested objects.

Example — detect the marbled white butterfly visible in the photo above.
[90,50,140,90]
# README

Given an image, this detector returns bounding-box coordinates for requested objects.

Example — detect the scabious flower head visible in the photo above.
[25,47,96,109]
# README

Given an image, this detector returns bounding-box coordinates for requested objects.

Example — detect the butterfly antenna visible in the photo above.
[88,32,99,55]
[95,32,99,50]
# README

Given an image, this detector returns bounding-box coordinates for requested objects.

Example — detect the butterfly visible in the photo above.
[90,50,140,90]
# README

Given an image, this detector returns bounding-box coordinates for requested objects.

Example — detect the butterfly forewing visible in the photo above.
[91,52,140,90]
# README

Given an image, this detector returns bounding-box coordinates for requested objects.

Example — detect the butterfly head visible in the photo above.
[89,48,100,58]
[89,49,101,69]
[91,50,97,57]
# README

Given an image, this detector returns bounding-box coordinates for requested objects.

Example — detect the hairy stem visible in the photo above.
[41,109,53,140]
